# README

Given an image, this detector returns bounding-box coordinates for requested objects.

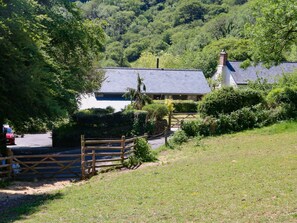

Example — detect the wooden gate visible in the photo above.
[169,113,198,128]
[81,135,140,179]
[0,135,144,180]
[12,153,81,179]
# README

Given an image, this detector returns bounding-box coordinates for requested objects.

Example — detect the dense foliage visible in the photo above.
[182,72,297,138]
[198,87,264,117]
[77,0,297,77]
[0,0,105,152]
[77,0,255,77]
[142,103,168,121]
[53,110,151,147]
[248,0,297,65]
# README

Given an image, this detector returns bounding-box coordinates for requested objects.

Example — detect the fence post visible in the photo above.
[7,149,13,179]
[164,127,168,147]
[92,149,96,177]
[168,111,172,131]
[81,135,86,180]
[121,135,125,164]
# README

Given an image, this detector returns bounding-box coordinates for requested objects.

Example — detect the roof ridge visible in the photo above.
[102,67,202,72]
[228,61,297,64]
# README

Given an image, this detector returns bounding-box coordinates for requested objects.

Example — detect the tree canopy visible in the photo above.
[248,0,297,66]
[0,0,104,123]
[0,0,104,151]
[78,0,254,76]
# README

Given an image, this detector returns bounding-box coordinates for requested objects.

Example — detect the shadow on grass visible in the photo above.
[0,192,63,223]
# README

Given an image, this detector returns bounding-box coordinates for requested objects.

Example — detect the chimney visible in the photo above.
[219,50,227,66]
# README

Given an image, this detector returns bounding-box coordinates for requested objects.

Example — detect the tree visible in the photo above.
[123,74,152,110]
[197,37,252,77]
[0,0,104,154]
[248,0,297,65]
[174,0,206,26]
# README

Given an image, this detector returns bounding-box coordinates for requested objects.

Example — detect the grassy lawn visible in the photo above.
[2,121,297,222]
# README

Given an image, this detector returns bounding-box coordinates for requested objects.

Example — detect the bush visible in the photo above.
[181,105,287,138]
[266,87,297,119]
[134,137,156,162]
[154,100,197,113]
[181,120,200,137]
[267,87,297,107]
[198,87,264,117]
[76,107,115,116]
[170,130,188,145]
[132,111,151,135]
[173,101,197,113]
[142,103,168,121]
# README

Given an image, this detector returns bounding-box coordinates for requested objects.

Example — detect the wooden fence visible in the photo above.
[0,156,12,179]
[0,135,144,180]
[169,113,198,129]
[81,135,144,179]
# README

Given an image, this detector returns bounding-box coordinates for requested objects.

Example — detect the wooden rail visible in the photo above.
[0,156,13,178]
[0,135,146,181]
[12,154,82,179]
[80,135,143,179]
[169,112,198,129]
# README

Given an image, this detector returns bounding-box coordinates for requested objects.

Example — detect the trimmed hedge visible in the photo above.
[173,101,197,113]
[142,103,168,120]
[53,111,150,147]
[198,87,264,118]
[154,100,197,112]
[75,107,115,116]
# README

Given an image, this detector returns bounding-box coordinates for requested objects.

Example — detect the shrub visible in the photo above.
[181,105,287,138]
[267,87,297,107]
[198,87,264,117]
[132,111,151,135]
[75,107,115,116]
[142,103,168,121]
[170,130,188,145]
[154,100,197,113]
[134,138,156,162]
[266,87,297,119]
[181,120,200,137]
[173,101,197,113]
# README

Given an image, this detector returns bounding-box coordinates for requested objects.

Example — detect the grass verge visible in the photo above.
[2,121,297,222]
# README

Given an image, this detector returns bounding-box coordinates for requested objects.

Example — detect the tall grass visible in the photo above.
[3,121,297,222]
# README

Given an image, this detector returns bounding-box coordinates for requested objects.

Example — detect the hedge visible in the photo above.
[181,106,284,137]
[198,87,264,118]
[142,103,168,120]
[53,111,150,147]
[154,100,197,113]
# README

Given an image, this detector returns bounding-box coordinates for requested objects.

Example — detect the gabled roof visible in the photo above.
[228,61,297,85]
[97,67,211,95]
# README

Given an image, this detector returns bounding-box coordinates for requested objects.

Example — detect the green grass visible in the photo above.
[3,121,297,222]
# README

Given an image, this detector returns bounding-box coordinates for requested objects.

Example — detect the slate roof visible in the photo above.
[97,68,211,95]
[228,61,297,85]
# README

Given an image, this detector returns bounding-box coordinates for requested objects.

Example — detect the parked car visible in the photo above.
[3,125,15,145]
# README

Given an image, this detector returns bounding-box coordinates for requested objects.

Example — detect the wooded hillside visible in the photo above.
[77,0,297,78]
